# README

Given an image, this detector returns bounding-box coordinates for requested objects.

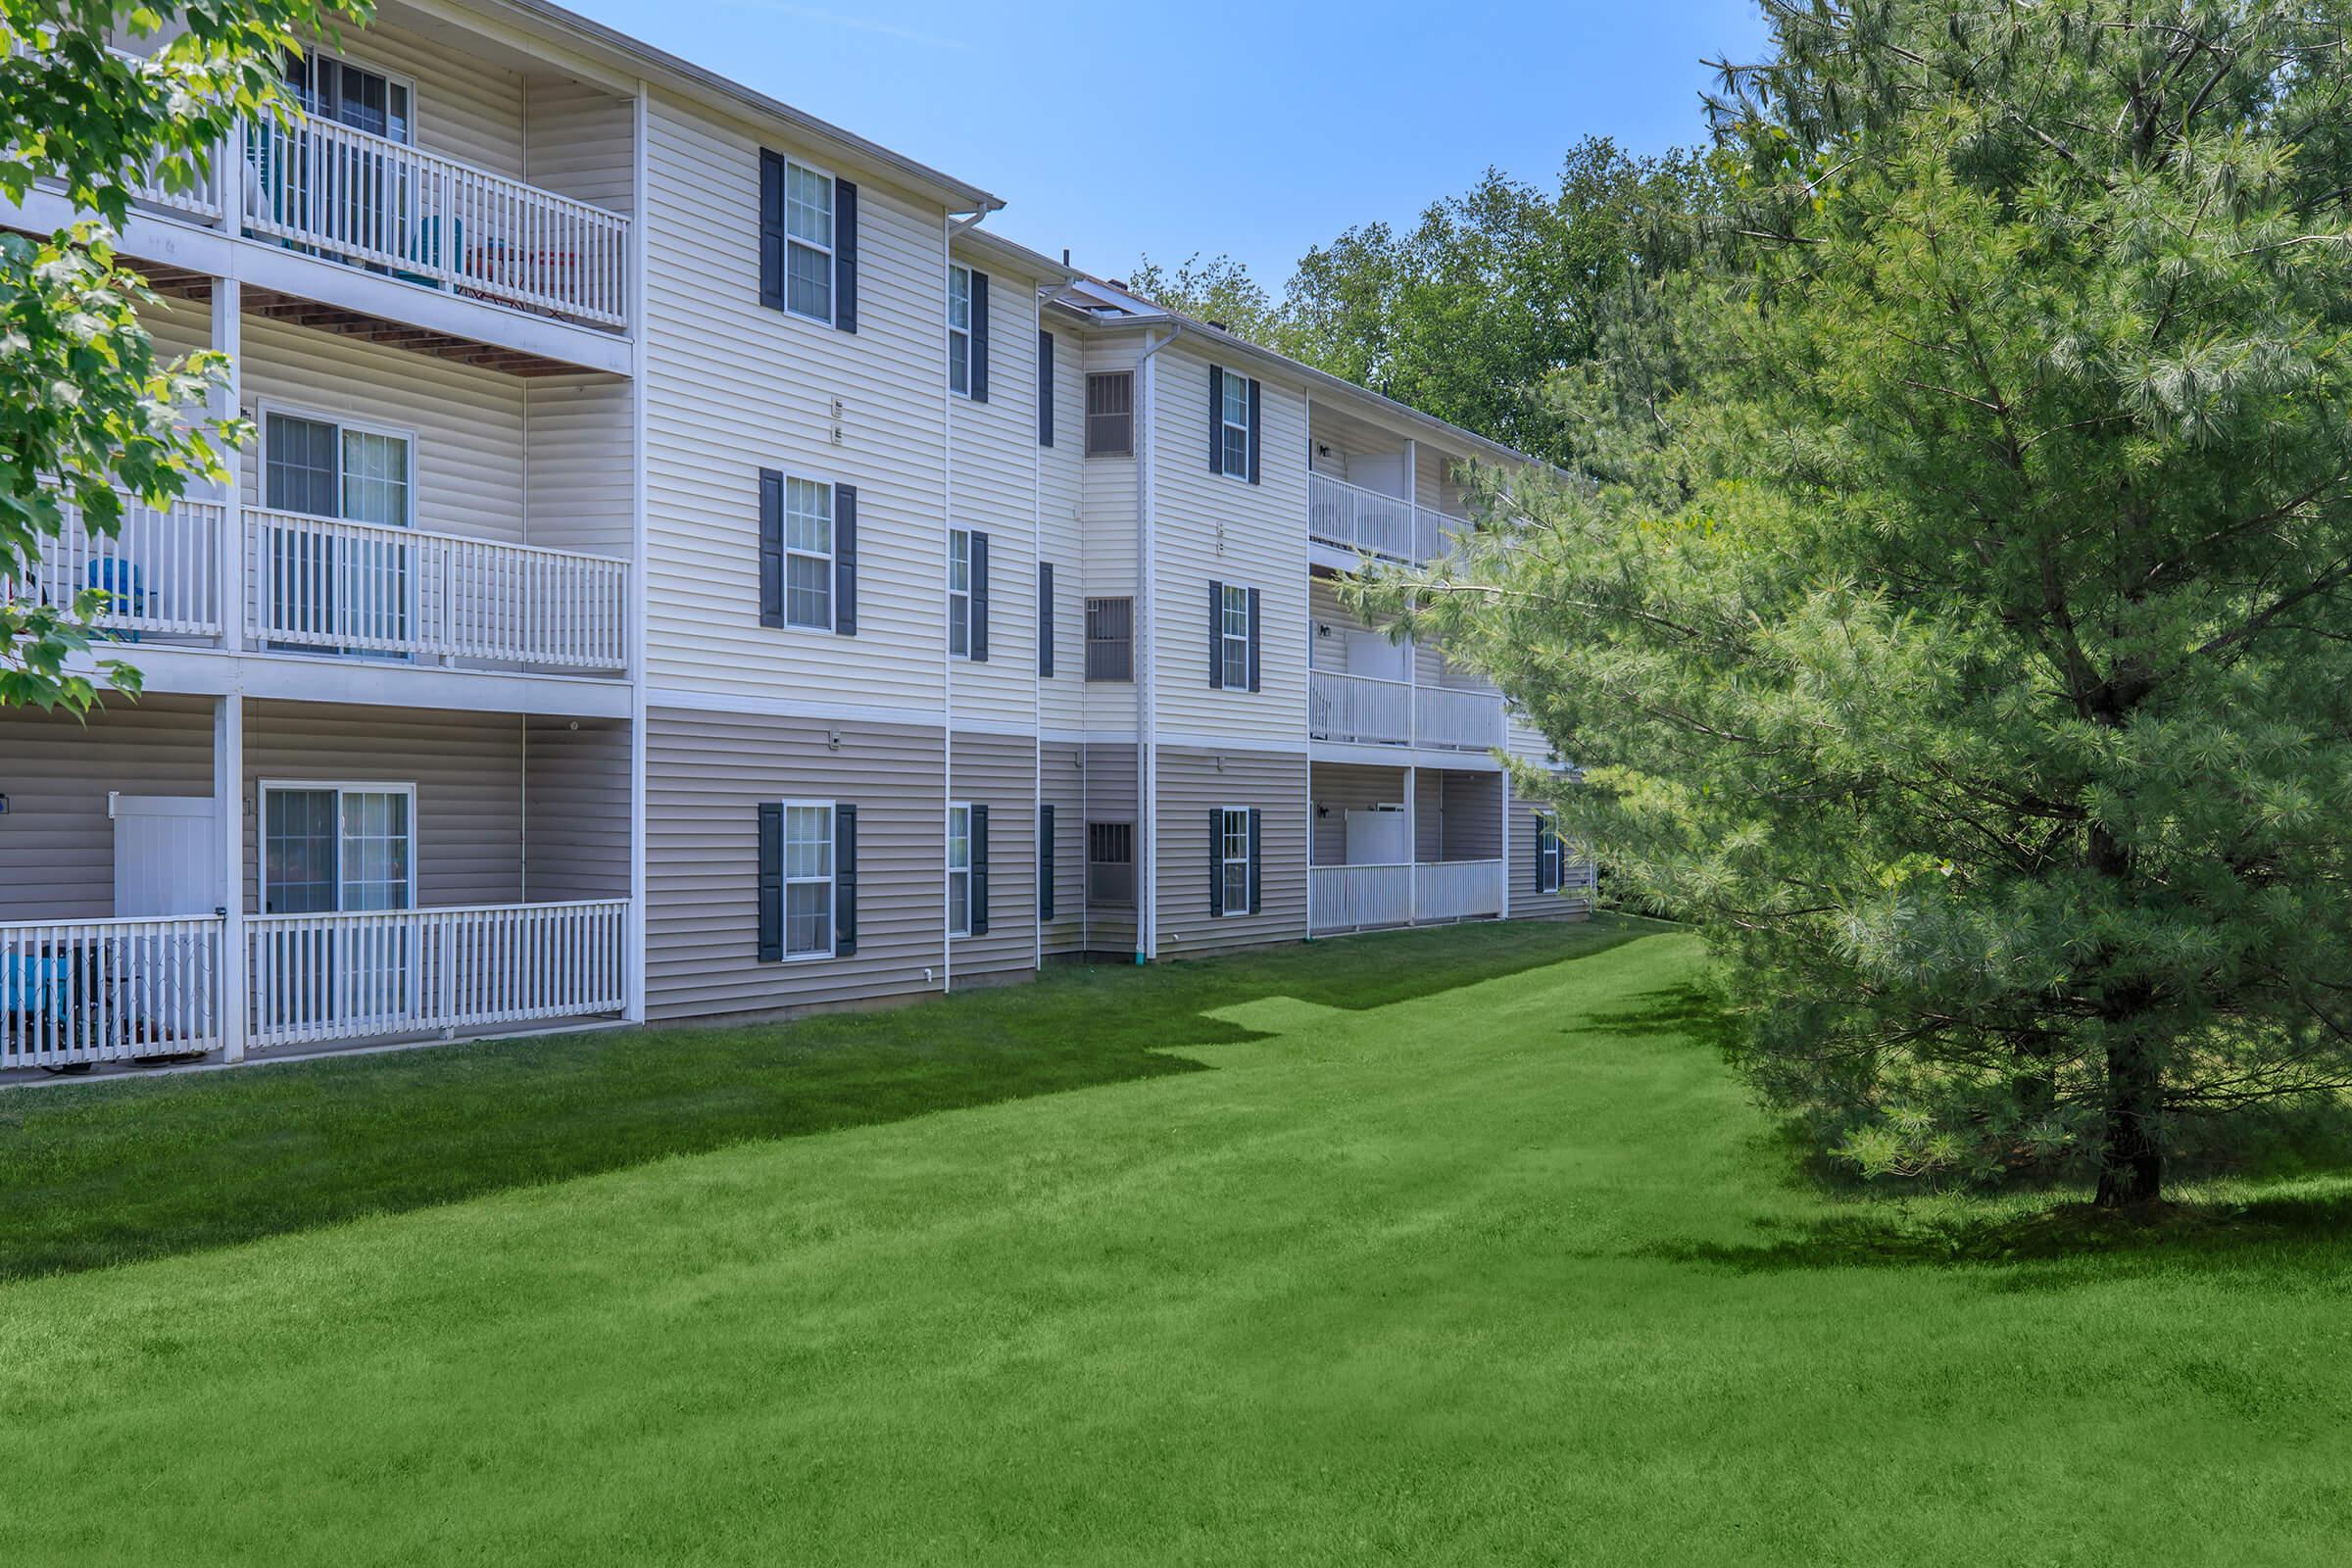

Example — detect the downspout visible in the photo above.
[1133,322,1180,962]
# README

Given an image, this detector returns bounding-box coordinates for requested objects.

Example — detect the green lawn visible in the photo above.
[4,918,2350,1564]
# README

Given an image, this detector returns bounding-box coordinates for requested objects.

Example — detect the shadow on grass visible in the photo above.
[0,915,1649,1283]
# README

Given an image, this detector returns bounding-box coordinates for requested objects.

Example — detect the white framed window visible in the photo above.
[284,49,415,145]
[1219,583,1251,691]
[783,801,836,957]
[786,159,836,323]
[785,475,833,630]
[1219,368,1250,478]
[261,781,416,915]
[947,802,972,937]
[1538,814,1563,894]
[948,265,972,397]
[948,527,972,657]
[1220,806,1252,917]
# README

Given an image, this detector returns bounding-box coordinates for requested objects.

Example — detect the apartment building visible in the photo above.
[0,0,1592,1074]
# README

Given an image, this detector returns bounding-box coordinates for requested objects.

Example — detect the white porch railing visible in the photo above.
[1415,859,1505,922]
[246,899,627,1051]
[238,115,630,327]
[247,508,629,669]
[1413,505,1472,563]
[10,490,224,639]
[1415,685,1505,750]
[1308,473,1417,561]
[1310,863,1413,933]
[1310,669,1413,746]
[0,916,222,1068]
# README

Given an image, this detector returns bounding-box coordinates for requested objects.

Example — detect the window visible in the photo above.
[1086,371,1134,456]
[786,160,834,322]
[1038,563,1054,677]
[264,411,413,527]
[949,528,971,657]
[1219,368,1251,478]
[784,802,836,956]
[1219,583,1251,691]
[948,265,972,396]
[947,803,972,936]
[785,476,833,630]
[261,411,414,656]
[1536,814,1563,895]
[1085,597,1133,682]
[1219,807,1253,917]
[262,784,415,915]
[1087,821,1135,907]
[284,51,412,144]
[1037,329,1055,446]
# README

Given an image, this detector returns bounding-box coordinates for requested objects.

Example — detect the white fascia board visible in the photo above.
[76,647,632,718]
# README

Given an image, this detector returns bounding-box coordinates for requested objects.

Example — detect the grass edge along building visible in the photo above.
[0,0,1593,1073]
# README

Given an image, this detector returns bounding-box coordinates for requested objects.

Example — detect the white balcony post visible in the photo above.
[1402,438,1418,562]
[215,694,246,1062]
[1405,763,1418,927]
[211,277,243,653]
[1500,773,1513,919]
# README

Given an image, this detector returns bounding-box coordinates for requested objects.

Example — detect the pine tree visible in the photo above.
[1365,0,2352,1204]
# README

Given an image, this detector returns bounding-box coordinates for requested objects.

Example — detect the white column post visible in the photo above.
[210,276,243,653]
[1405,762,1418,927]
[1402,438,1418,562]
[216,693,246,1061]
[1500,771,1513,920]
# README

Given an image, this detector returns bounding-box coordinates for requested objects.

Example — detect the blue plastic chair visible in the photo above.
[2,955,67,1022]
[87,556,143,643]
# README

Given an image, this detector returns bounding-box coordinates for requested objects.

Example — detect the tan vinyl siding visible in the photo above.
[0,698,217,920]
[524,374,634,558]
[523,715,630,902]
[522,76,634,217]
[947,244,1043,730]
[641,90,952,715]
[1154,745,1306,958]
[949,731,1037,982]
[1041,741,1086,956]
[645,708,947,1020]
[1076,339,1144,735]
[304,19,528,179]
[1435,769,1504,860]
[1504,775,1592,922]
[1038,324,1090,734]
[242,701,525,913]
[1149,345,1309,747]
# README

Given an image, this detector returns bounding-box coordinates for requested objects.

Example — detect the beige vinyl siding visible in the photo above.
[1154,745,1306,958]
[645,708,947,1020]
[1307,762,1406,865]
[303,18,527,179]
[1149,345,1309,746]
[1076,338,1145,734]
[1081,741,1138,956]
[0,698,217,920]
[1041,741,1086,956]
[949,731,1037,982]
[242,701,525,913]
[641,90,952,714]
[1414,439,1471,517]
[522,76,635,217]
[947,243,1042,730]
[524,374,634,558]
[1504,774,1592,922]
[1434,769,1504,860]
[1037,322,1089,733]
[523,715,631,902]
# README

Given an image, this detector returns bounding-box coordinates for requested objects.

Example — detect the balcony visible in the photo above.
[20,491,629,675]
[1307,473,1472,565]
[1309,669,1503,753]
[1308,860,1505,935]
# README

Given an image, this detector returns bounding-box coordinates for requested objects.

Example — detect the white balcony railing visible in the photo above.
[1415,685,1506,751]
[1,916,223,1068]
[246,899,628,1051]
[1413,505,1473,563]
[237,116,630,328]
[1415,859,1505,922]
[247,508,629,670]
[9,490,225,640]
[1308,473,1416,561]
[1310,863,1413,933]
[1309,669,1413,746]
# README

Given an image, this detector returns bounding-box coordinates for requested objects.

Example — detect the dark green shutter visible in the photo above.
[1247,586,1261,692]
[835,179,858,332]
[757,802,782,960]
[836,804,859,955]
[1037,329,1054,446]
[970,531,990,662]
[970,270,990,403]
[758,468,783,628]
[1209,808,1224,916]
[970,804,990,935]
[1207,579,1224,690]
[1247,378,1262,485]
[1039,804,1054,920]
[1532,811,1549,893]
[1248,808,1261,915]
[1038,563,1054,677]
[1207,365,1224,472]
[758,150,785,310]
[834,484,858,636]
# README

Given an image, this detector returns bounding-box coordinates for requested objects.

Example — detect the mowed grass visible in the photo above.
[4,918,2352,1565]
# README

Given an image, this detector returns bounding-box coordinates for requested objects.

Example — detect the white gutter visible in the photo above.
[1133,322,1180,962]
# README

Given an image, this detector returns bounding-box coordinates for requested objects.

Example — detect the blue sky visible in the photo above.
[568,0,1771,290]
